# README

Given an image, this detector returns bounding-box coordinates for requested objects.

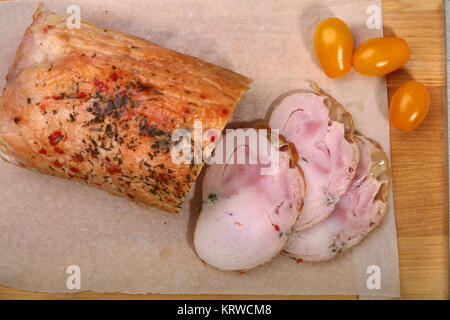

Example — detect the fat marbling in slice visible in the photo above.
[193,128,306,271]
[269,88,359,231]
[283,135,391,262]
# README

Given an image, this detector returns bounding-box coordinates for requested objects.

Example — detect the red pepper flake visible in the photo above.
[107,167,121,174]
[210,135,216,142]
[38,148,47,155]
[296,258,303,264]
[68,173,74,178]
[181,106,189,113]
[53,160,63,168]
[200,93,206,99]
[93,183,102,186]
[76,91,87,99]
[44,96,51,100]
[119,90,128,98]
[54,147,64,154]
[159,174,170,181]
[109,72,118,81]
[273,224,280,231]
[94,79,109,92]
[222,109,229,115]
[81,176,89,181]
[239,271,246,275]
[72,155,84,163]
[43,25,55,33]
[39,104,47,111]
[48,130,62,146]
[69,167,79,173]
[53,95,63,100]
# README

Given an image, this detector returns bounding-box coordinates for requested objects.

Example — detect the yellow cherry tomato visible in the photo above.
[389,81,429,131]
[353,37,410,76]
[314,17,353,78]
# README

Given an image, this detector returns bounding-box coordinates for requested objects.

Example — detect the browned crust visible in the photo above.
[356,134,391,209]
[0,9,251,213]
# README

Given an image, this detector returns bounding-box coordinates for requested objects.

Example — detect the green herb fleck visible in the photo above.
[326,193,336,207]
[208,193,218,203]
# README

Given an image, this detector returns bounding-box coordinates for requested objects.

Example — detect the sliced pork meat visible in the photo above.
[284,135,391,262]
[269,89,359,231]
[193,128,306,271]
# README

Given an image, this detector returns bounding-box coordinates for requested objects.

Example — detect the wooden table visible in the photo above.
[0,0,447,300]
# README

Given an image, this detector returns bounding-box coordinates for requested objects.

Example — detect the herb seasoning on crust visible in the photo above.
[0,9,251,213]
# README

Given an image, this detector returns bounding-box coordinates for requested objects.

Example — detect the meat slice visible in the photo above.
[0,9,251,213]
[194,128,306,271]
[269,88,359,231]
[283,135,391,262]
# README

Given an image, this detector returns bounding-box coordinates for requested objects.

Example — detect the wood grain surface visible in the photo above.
[0,0,447,300]
[384,0,448,300]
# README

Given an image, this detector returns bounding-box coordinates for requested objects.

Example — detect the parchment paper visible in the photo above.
[0,0,400,297]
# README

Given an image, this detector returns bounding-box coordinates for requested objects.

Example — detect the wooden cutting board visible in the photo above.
[0,0,447,299]
[384,0,448,300]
